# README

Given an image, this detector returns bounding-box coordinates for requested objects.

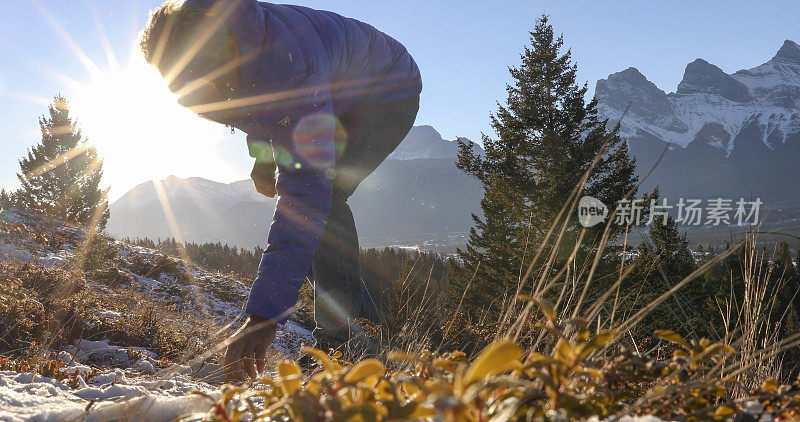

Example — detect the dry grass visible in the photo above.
[198,141,800,420]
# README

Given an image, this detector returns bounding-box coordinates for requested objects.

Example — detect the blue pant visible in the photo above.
[311,95,419,342]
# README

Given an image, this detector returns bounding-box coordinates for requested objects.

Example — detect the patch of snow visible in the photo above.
[95,310,123,322]
[134,359,156,375]
[65,339,156,368]
[0,371,84,422]
[37,249,73,268]
[115,241,161,259]
[0,370,218,422]
[73,383,149,401]
[273,320,315,357]
[112,177,270,211]
[600,97,798,154]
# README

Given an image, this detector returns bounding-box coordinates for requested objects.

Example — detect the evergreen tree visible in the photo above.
[14,95,109,230]
[454,15,637,316]
[0,189,10,206]
[630,215,708,338]
[772,241,800,375]
[774,241,799,319]
[776,242,796,279]
[797,247,800,269]
[646,215,696,283]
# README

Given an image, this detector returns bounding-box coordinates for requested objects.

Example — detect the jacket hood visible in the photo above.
[181,0,268,94]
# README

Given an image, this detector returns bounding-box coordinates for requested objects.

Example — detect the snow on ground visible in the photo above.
[0,339,228,421]
[0,370,220,422]
[37,249,74,268]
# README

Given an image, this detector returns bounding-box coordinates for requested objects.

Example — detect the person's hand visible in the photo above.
[251,161,277,198]
[223,315,277,382]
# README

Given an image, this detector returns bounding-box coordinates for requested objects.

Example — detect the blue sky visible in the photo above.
[1,0,798,199]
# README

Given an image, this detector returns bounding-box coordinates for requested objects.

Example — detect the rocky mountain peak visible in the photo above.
[597,67,667,96]
[596,67,662,101]
[610,67,648,84]
[388,125,481,160]
[595,67,688,134]
[410,125,443,138]
[771,39,800,64]
[676,58,752,102]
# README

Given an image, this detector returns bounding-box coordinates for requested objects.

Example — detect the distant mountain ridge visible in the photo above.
[596,40,800,203]
[108,126,484,250]
[388,125,479,160]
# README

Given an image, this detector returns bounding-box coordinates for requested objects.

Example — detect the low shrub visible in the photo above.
[0,354,99,389]
[190,307,800,421]
[0,261,203,363]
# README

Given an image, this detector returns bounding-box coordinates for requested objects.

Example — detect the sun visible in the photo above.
[69,51,234,198]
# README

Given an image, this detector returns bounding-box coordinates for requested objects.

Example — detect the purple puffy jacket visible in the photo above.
[180,0,422,322]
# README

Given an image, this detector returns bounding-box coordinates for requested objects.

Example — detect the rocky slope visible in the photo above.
[0,206,312,421]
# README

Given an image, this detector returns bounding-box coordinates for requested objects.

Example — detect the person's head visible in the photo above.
[140,0,243,122]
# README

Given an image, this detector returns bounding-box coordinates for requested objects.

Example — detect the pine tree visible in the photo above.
[646,216,696,282]
[776,242,796,279]
[797,247,800,269]
[14,95,109,230]
[632,215,708,338]
[775,241,798,318]
[771,241,800,372]
[0,189,10,206]
[454,15,637,316]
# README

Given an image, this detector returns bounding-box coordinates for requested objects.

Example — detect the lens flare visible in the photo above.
[292,113,341,169]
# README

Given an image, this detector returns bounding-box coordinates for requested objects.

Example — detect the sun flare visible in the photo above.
[68,52,234,198]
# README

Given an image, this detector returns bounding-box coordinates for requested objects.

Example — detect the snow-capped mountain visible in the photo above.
[596,40,800,203]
